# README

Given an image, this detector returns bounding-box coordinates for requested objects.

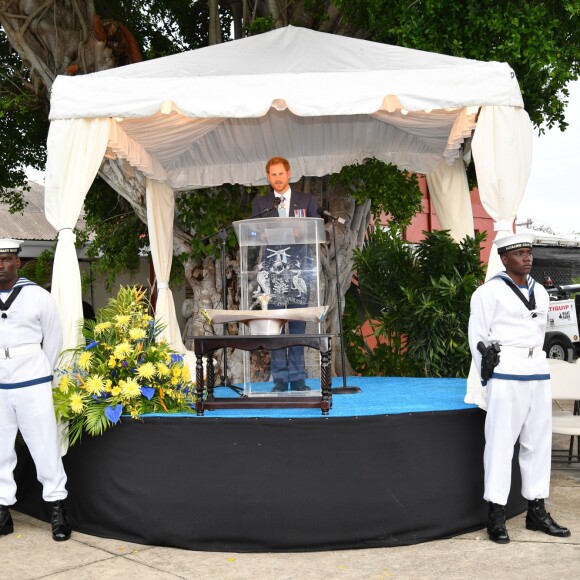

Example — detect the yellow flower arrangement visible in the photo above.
[53,286,196,445]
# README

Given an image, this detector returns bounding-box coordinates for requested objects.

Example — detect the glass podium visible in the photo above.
[232,217,326,397]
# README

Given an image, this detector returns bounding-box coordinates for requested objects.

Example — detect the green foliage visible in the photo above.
[300,0,331,28]
[332,158,423,226]
[82,177,149,290]
[336,0,580,131]
[0,33,48,208]
[244,16,276,36]
[176,183,257,260]
[18,250,55,287]
[345,228,487,378]
[18,240,97,295]
[343,285,418,376]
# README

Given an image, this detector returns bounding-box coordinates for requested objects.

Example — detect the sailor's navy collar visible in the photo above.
[492,271,535,292]
[0,277,37,293]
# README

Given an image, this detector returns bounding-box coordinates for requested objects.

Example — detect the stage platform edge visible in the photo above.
[14,407,526,552]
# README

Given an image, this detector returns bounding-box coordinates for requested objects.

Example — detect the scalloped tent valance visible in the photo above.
[48,25,525,189]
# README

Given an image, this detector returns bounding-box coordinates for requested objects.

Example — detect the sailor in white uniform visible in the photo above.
[468,232,571,544]
[0,239,71,541]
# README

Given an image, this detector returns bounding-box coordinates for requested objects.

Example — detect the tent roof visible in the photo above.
[49,26,525,189]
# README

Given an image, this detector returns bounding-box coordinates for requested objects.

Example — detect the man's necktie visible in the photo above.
[278,196,286,217]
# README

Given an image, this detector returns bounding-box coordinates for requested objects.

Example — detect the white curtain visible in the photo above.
[45,118,111,350]
[426,158,474,242]
[464,105,534,407]
[145,178,186,353]
[471,105,533,277]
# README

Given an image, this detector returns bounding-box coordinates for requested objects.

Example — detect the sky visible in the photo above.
[517,79,580,236]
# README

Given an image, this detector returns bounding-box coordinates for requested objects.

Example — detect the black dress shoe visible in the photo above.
[487,502,510,544]
[0,505,13,536]
[51,500,71,542]
[290,379,311,392]
[272,379,288,392]
[526,499,571,538]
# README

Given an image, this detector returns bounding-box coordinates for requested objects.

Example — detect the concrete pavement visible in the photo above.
[2,441,579,579]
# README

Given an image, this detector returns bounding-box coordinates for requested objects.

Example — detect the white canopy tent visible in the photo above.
[45,26,533,405]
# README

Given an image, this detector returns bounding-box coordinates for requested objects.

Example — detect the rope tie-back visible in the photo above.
[493,220,513,232]
[57,228,76,242]
[157,282,169,290]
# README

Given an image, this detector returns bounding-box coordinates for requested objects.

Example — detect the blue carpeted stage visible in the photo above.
[14,377,526,552]
[181,376,479,417]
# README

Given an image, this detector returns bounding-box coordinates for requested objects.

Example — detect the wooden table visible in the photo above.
[188,334,333,415]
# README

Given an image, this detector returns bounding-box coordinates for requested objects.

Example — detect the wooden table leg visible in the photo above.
[320,341,332,415]
[195,353,205,416]
[206,354,216,401]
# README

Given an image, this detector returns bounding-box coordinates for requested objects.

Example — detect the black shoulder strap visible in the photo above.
[498,277,537,316]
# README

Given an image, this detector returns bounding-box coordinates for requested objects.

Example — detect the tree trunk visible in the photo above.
[208,0,221,45]
[181,253,245,383]
[319,188,370,376]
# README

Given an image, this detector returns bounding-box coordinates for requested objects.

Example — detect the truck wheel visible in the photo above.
[545,336,572,361]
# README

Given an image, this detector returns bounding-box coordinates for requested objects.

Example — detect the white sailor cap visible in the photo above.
[0,238,23,254]
[493,233,535,254]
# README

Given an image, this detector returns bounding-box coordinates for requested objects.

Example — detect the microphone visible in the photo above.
[319,208,346,225]
[248,197,281,220]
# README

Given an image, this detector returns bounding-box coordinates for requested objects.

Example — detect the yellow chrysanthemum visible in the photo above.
[111,386,121,396]
[85,375,105,395]
[94,321,112,335]
[171,377,179,386]
[121,377,141,398]
[58,376,71,394]
[114,342,132,359]
[129,407,140,419]
[181,366,190,382]
[136,362,156,380]
[129,327,147,340]
[172,367,182,379]
[70,393,84,414]
[114,314,131,327]
[105,379,113,391]
[156,363,170,377]
[78,351,93,371]
[108,356,117,368]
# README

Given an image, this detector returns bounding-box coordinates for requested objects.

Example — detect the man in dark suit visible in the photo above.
[251,157,319,392]
[251,158,319,220]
